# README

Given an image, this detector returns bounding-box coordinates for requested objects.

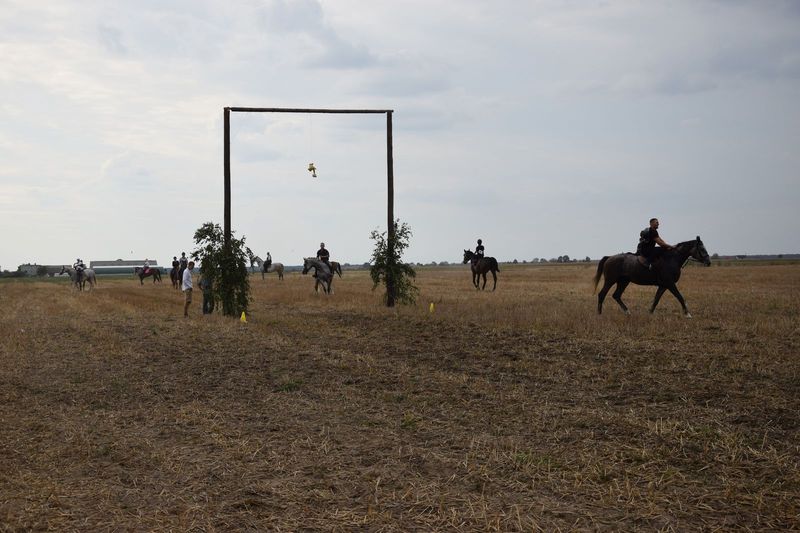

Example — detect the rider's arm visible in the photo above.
[655,237,672,249]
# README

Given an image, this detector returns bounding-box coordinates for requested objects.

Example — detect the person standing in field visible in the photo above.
[198,271,214,315]
[636,218,673,270]
[182,260,195,317]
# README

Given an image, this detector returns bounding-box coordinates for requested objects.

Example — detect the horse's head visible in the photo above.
[60,265,67,275]
[301,258,312,275]
[462,250,473,264]
[692,236,712,266]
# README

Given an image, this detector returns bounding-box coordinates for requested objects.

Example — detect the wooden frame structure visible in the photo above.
[223,107,397,306]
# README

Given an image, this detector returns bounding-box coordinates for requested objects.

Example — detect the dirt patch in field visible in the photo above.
[1,265,798,530]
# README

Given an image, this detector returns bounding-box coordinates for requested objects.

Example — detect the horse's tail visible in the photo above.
[593,256,609,292]
[491,258,500,272]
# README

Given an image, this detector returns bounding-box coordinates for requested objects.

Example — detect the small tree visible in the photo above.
[191,222,250,316]
[369,219,418,306]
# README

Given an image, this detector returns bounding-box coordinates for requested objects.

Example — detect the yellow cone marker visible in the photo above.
[240,311,247,323]
[429,302,435,313]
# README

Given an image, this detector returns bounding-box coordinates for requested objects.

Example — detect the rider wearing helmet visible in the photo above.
[475,239,485,260]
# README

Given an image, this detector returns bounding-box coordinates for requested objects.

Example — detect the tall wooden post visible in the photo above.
[386,111,395,307]
[223,107,231,250]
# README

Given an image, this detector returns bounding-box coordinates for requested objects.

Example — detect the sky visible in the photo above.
[1,0,799,269]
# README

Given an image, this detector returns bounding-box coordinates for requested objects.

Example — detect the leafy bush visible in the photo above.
[369,220,418,306]
[191,222,250,316]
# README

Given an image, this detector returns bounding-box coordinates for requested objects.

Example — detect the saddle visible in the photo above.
[636,255,664,272]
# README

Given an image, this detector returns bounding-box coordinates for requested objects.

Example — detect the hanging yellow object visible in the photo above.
[429,302,435,313]
[308,162,317,178]
[240,311,247,323]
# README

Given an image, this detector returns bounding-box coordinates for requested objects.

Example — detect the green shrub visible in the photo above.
[191,222,250,316]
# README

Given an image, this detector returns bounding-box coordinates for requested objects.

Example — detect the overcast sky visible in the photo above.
[1,0,798,269]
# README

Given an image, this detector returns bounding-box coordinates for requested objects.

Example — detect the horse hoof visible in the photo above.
[685,313,693,319]
[624,310,631,316]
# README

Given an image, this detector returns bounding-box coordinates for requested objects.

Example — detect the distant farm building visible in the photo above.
[18,263,40,276]
[90,259,163,275]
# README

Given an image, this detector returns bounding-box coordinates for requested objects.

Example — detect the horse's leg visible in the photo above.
[649,286,668,314]
[597,280,614,314]
[491,269,497,291]
[481,272,488,290]
[666,284,691,318]
[611,280,631,315]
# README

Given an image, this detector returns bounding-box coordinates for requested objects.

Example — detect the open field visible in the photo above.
[1,264,798,531]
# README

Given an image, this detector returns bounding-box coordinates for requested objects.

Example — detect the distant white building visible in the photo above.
[18,263,40,276]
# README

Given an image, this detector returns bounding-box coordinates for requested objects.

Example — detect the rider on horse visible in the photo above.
[264,251,272,271]
[73,258,86,284]
[178,252,188,280]
[143,258,150,275]
[317,243,330,266]
[474,239,485,263]
[637,218,673,270]
[315,243,330,279]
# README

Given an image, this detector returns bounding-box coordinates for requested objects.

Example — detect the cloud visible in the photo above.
[259,0,377,69]
[97,24,127,55]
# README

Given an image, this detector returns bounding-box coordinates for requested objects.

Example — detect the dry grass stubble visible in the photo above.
[0,263,798,530]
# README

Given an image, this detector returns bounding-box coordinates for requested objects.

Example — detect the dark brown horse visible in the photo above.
[134,266,162,285]
[462,250,500,291]
[330,261,343,278]
[593,236,711,318]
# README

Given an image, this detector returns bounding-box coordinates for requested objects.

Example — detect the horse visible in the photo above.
[262,262,285,281]
[170,267,180,289]
[61,266,96,291]
[330,261,343,278]
[249,254,262,274]
[302,257,333,294]
[593,236,711,318]
[134,266,162,285]
[462,250,500,291]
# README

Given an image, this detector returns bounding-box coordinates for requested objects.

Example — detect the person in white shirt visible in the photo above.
[182,260,195,317]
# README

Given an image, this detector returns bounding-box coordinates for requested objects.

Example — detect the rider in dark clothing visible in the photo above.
[470,239,485,266]
[178,252,188,280]
[316,243,330,266]
[636,218,673,270]
[315,243,330,278]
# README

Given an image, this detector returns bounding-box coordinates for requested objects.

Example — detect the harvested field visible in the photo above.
[1,263,798,531]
